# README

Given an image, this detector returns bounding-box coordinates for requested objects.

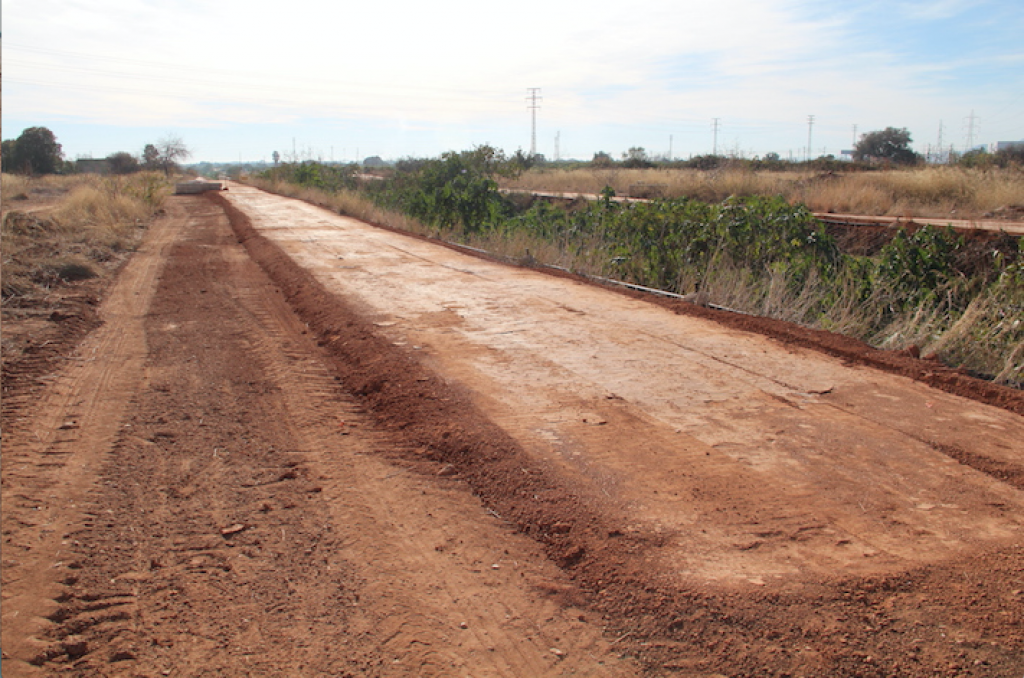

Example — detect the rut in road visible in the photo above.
[4,197,636,677]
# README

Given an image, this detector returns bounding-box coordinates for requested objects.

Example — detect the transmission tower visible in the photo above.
[527,88,542,158]
[711,118,721,155]
[807,115,815,161]
[964,110,979,149]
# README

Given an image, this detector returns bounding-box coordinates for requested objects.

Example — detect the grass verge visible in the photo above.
[2,173,170,300]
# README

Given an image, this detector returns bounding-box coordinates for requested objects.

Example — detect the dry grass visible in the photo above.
[2,173,170,300]
[918,279,1024,385]
[503,167,794,203]
[501,166,1024,219]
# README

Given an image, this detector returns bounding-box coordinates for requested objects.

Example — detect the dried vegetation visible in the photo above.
[501,166,1024,220]
[2,173,169,300]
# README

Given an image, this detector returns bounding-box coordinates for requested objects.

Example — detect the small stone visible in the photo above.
[459,621,469,629]
[220,524,247,536]
[550,647,566,658]
[62,636,89,659]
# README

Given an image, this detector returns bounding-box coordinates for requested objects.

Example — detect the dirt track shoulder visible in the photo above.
[1,195,637,677]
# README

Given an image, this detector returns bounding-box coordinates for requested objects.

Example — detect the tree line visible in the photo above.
[585,127,1022,170]
[1,126,190,176]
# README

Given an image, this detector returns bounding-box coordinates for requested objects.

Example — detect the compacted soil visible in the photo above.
[3,186,1023,677]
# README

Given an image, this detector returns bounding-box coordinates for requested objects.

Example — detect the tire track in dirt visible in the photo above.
[22,196,637,676]
[1,202,180,674]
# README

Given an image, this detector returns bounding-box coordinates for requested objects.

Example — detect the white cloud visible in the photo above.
[3,0,1021,158]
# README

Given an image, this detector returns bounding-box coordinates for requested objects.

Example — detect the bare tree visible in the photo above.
[155,135,191,176]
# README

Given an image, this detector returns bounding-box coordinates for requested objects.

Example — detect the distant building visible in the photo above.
[992,141,1024,153]
[76,158,112,174]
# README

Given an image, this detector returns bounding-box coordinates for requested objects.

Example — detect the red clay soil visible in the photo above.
[213,193,1024,676]
[650,299,1024,417]
[262,190,1023,416]
[2,192,1022,677]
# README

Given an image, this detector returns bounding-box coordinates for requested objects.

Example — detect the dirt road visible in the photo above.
[3,186,1023,677]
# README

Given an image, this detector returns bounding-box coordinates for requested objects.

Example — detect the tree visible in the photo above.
[591,151,614,168]
[853,127,920,165]
[621,146,653,169]
[152,135,191,175]
[272,150,280,165]
[142,144,160,170]
[108,151,140,175]
[1,139,17,171]
[2,126,64,175]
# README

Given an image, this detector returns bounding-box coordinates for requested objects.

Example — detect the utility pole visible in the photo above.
[711,118,721,155]
[527,88,542,158]
[806,115,815,161]
[964,110,978,149]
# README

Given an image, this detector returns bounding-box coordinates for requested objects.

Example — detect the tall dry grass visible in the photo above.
[2,172,170,299]
[501,166,1024,219]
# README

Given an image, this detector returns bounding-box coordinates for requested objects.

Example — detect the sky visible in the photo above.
[2,0,1022,164]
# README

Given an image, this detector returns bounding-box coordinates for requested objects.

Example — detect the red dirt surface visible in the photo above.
[3,189,1023,677]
